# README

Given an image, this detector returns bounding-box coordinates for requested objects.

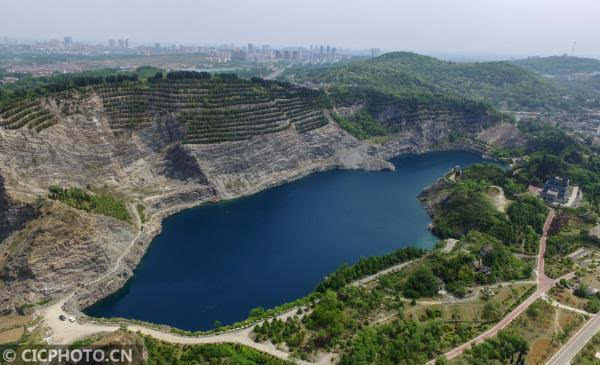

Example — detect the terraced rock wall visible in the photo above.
[95,79,329,143]
[0,99,57,132]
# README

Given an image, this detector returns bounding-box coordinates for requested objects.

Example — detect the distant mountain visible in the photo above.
[283,52,561,109]
[511,56,600,75]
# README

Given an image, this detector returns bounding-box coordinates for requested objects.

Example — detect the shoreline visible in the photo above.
[66,142,493,334]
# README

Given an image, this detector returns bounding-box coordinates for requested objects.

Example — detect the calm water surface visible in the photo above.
[85,151,488,330]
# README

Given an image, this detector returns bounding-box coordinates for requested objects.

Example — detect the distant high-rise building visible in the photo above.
[370,48,381,58]
[247,43,255,55]
[231,49,247,61]
[283,50,291,59]
[292,50,300,60]
[319,45,324,55]
[326,45,331,56]
[262,45,271,57]
[124,39,129,48]
[154,42,161,49]
[274,50,282,59]
[332,47,337,56]
[109,39,116,48]
[118,39,125,48]
[63,36,73,48]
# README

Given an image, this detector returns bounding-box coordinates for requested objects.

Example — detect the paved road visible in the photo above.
[546,312,600,365]
[40,204,565,365]
[563,186,580,208]
[39,220,423,364]
[42,295,313,365]
[427,208,556,364]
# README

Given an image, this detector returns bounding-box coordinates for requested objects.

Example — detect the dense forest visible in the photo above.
[509,56,600,107]
[282,52,563,109]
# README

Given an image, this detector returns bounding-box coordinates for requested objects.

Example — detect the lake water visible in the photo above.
[85,151,487,331]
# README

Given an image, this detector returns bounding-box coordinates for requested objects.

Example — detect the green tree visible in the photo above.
[404,267,440,298]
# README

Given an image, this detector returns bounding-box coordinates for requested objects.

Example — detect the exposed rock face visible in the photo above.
[157,144,208,183]
[0,175,38,243]
[418,177,454,217]
[477,122,526,148]
[187,121,394,199]
[0,91,499,314]
[0,202,134,314]
[370,104,495,135]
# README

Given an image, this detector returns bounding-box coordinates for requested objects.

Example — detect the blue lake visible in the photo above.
[85,150,488,331]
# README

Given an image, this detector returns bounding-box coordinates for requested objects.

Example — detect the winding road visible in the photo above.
[38,199,319,364]
[42,205,583,364]
[38,194,422,364]
[427,208,556,364]
[42,295,313,365]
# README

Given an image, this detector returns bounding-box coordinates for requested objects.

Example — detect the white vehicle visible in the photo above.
[68,316,75,323]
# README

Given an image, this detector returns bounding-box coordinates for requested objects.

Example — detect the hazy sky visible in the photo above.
[2,0,599,57]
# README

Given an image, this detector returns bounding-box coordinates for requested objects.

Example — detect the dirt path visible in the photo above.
[88,202,142,285]
[488,185,509,212]
[542,294,592,316]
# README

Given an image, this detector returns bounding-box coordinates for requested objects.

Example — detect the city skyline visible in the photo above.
[2,0,600,58]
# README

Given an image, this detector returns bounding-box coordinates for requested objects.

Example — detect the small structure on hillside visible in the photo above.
[472,258,492,275]
[480,244,494,257]
[481,286,496,298]
[540,176,570,205]
[527,185,542,195]
[434,276,446,292]
[446,166,462,182]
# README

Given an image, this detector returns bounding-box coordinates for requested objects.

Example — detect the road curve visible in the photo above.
[39,192,422,365]
[42,295,313,365]
[41,204,558,365]
[427,208,555,364]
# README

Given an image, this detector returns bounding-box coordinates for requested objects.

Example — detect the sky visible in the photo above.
[2,0,600,58]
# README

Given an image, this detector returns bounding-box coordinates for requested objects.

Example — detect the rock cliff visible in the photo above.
[0,89,499,314]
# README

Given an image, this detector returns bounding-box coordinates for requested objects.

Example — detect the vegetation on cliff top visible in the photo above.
[1,69,331,140]
[429,164,546,254]
[331,110,387,140]
[48,186,131,222]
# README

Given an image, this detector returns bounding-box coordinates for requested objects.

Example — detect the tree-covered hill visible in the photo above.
[283,51,562,109]
[509,56,600,107]
[511,55,600,75]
